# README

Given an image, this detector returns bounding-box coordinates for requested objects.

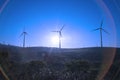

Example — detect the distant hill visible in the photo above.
[0,44,119,63]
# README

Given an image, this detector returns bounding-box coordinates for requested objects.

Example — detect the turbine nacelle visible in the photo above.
[20,31,28,37]
[52,24,65,37]
[93,28,109,34]
[20,28,28,47]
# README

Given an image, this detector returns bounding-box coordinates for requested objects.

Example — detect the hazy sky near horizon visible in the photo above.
[0,0,119,48]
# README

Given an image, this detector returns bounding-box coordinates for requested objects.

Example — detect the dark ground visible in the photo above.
[0,44,120,80]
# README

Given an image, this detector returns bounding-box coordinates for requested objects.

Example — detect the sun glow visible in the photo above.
[51,36,59,44]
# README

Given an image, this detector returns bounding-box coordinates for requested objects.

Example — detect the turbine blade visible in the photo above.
[23,26,26,31]
[60,24,65,31]
[52,31,59,32]
[92,28,100,31]
[100,19,104,28]
[102,29,109,34]
[60,32,62,37]
[19,33,23,37]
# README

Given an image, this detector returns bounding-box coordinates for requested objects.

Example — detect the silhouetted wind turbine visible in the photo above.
[20,28,28,47]
[93,20,109,47]
[52,25,65,48]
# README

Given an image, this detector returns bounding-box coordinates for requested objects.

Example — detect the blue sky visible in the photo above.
[0,0,118,48]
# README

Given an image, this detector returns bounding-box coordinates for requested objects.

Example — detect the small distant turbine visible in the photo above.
[52,25,65,48]
[93,20,109,47]
[20,28,28,47]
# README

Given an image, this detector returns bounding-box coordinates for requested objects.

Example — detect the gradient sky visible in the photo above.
[0,0,119,48]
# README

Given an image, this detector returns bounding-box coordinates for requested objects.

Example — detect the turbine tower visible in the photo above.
[52,25,65,48]
[20,28,28,47]
[93,20,109,47]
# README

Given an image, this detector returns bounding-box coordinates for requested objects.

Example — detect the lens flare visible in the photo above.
[0,0,9,13]
[95,0,117,80]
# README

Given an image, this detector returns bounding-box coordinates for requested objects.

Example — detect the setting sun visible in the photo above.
[51,36,59,45]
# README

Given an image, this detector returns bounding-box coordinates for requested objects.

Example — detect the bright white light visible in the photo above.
[51,36,59,45]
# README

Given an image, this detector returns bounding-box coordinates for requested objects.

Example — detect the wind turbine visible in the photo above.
[20,28,28,47]
[52,25,65,48]
[93,20,109,47]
